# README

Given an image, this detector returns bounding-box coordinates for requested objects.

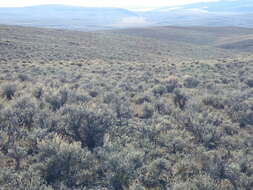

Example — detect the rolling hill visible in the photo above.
[1,0,253,30]
[0,24,253,189]
[1,24,253,64]
[140,0,253,28]
[0,5,146,30]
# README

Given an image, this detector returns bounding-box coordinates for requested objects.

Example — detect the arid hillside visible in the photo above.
[1,25,253,64]
[0,25,253,190]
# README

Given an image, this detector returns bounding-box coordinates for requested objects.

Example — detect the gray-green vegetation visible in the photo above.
[0,25,252,189]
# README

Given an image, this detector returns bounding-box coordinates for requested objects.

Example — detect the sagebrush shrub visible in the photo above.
[98,145,144,190]
[2,97,37,129]
[154,98,172,115]
[0,168,52,190]
[112,99,132,126]
[135,92,152,104]
[140,102,154,119]
[227,101,253,127]
[18,73,29,82]
[45,89,68,111]
[162,76,180,93]
[1,83,17,100]
[183,75,199,88]
[141,158,171,189]
[60,105,113,150]
[152,84,167,96]
[203,95,225,109]
[89,90,98,97]
[33,87,44,99]
[37,135,98,187]
[245,78,253,87]
[187,112,223,149]
[173,89,188,110]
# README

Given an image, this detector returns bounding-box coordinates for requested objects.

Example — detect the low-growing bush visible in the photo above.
[1,29,253,190]
[140,158,171,189]
[113,99,132,126]
[245,78,253,87]
[152,84,167,96]
[18,74,29,82]
[1,83,17,100]
[134,92,152,104]
[60,105,114,150]
[0,168,52,190]
[2,97,37,129]
[89,90,98,97]
[186,112,223,149]
[33,86,44,99]
[37,135,98,188]
[162,76,180,93]
[203,95,225,109]
[183,75,199,88]
[45,89,68,111]
[140,102,154,119]
[173,89,188,110]
[227,101,253,127]
[154,98,172,115]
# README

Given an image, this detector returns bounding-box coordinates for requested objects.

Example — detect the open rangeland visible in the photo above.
[0,25,253,190]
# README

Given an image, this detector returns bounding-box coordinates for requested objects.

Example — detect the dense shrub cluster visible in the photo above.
[0,45,253,189]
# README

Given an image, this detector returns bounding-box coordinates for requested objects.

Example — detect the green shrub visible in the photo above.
[154,97,172,115]
[1,83,16,100]
[89,90,98,97]
[186,112,223,149]
[245,78,253,87]
[152,84,167,96]
[18,73,29,82]
[162,76,180,93]
[228,101,253,127]
[60,105,113,150]
[103,92,117,104]
[158,130,189,154]
[140,103,154,119]
[98,145,144,190]
[112,99,132,126]
[183,76,199,88]
[0,168,52,190]
[173,89,188,110]
[45,89,68,111]
[33,86,44,99]
[135,92,152,104]
[203,95,225,109]
[2,97,37,129]
[141,158,171,189]
[37,135,98,188]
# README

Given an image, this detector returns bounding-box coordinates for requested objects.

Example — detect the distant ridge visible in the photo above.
[0,0,253,30]
[0,5,143,31]
[140,0,253,28]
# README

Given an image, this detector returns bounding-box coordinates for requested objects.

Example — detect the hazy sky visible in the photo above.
[0,0,221,10]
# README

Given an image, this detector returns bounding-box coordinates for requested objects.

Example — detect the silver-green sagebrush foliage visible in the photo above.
[0,25,253,190]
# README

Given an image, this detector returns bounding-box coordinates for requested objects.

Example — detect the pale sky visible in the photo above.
[0,0,221,10]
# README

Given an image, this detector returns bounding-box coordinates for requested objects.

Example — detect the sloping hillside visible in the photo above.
[0,25,253,190]
[1,25,252,65]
